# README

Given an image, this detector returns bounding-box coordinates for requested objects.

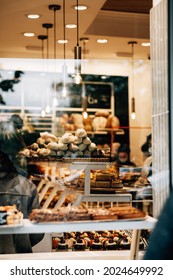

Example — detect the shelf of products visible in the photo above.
[0,216,157,260]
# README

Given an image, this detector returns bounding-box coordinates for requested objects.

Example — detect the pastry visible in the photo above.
[71,113,84,129]
[92,116,107,130]
[46,141,59,151]
[30,143,39,150]
[57,143,68,151]
[75,128,87,138]
[37,148,50,157]
[82,137,91,145]
[78,143,87,151]
[59,132,73,144]
[73,136,83,145]
[0,205,23,225]
[88,143,97,152]
[36,137,45,147]
[68,143,79,152]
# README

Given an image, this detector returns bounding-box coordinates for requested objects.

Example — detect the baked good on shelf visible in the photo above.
[46,141,59,151]
[71,113,85,129]
[90,209,118,221]
[90,238,103,250]
[88,143,97,152]
[108,206,146,220]
[75,128,87,138]
[73,136,83,145]
[95,181,111,188]
[68,143,79,152]
[95,173,115,181]
[37,148,50,157]
[0,205,23,225]
[104,238,118,250]
[82,137,91,145]
[92,116,107,130]
[59,132,74,144]
[73,238,86,251]
[78,143,87,151]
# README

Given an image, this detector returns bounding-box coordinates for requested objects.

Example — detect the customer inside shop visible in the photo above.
[0,149,44,254]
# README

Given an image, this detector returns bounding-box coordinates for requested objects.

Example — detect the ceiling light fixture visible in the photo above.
[74,0,82,84]
[128,41,137,120]
[23,32,35,37]
[66,23,76,29]
[73,5,88,10]
[27,14,40,19]
[49,4,61,59]
[141,42,150,47]
[58,39,68,44]
[42,23,53,59]
[97,39,108,43]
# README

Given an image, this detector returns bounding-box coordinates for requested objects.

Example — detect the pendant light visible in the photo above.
[74,0,82,84]
[80,37,89,119]
[49,4,61,59]
[42,23,53,59]
[49,4,61,107]
[128,41,137,120]
[61,0,68,98]
[82,82,88,119]
[37,35,48,59]
[80,37,89,60]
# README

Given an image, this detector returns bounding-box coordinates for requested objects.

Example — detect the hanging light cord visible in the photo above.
[76,0,79,46]
[63,0,66,60]
[132,43,134,98]
[54,9,57,59]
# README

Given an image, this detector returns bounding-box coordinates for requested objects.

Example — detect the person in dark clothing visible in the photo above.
[144,189,173,260]
[0,150,44,254]
[0,114,39,177]
[114,144,136,167]
[141,134,152,177]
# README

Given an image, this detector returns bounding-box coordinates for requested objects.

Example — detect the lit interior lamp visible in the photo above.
[131,97,136,120]
[41,109,46,118]
[73,0,82,84]
[45,105,51,114]
[82,83,88,119]
[82,109,88,119]
[128,41,137,120]
[74,45,82,84]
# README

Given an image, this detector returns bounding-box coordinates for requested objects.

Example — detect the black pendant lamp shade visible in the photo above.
[42,23,53,59]
[48,4,61,59]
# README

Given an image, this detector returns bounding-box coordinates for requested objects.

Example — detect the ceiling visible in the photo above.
[0,0,152,60]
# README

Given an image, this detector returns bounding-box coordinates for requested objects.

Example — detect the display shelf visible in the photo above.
[0,216,157,259]
[0,216,156,235]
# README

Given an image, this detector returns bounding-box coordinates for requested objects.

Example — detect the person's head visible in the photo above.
[0,149,17,176]
[141,134,152,157]
[10,114,23,129]
[117,144,130,164]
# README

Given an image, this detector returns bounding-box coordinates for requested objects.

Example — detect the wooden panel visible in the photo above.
[102,0,152,14]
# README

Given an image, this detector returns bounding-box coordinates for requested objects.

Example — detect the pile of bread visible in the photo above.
[0,205,23,226]
[59,111,120,132]
[19,129,99,159]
